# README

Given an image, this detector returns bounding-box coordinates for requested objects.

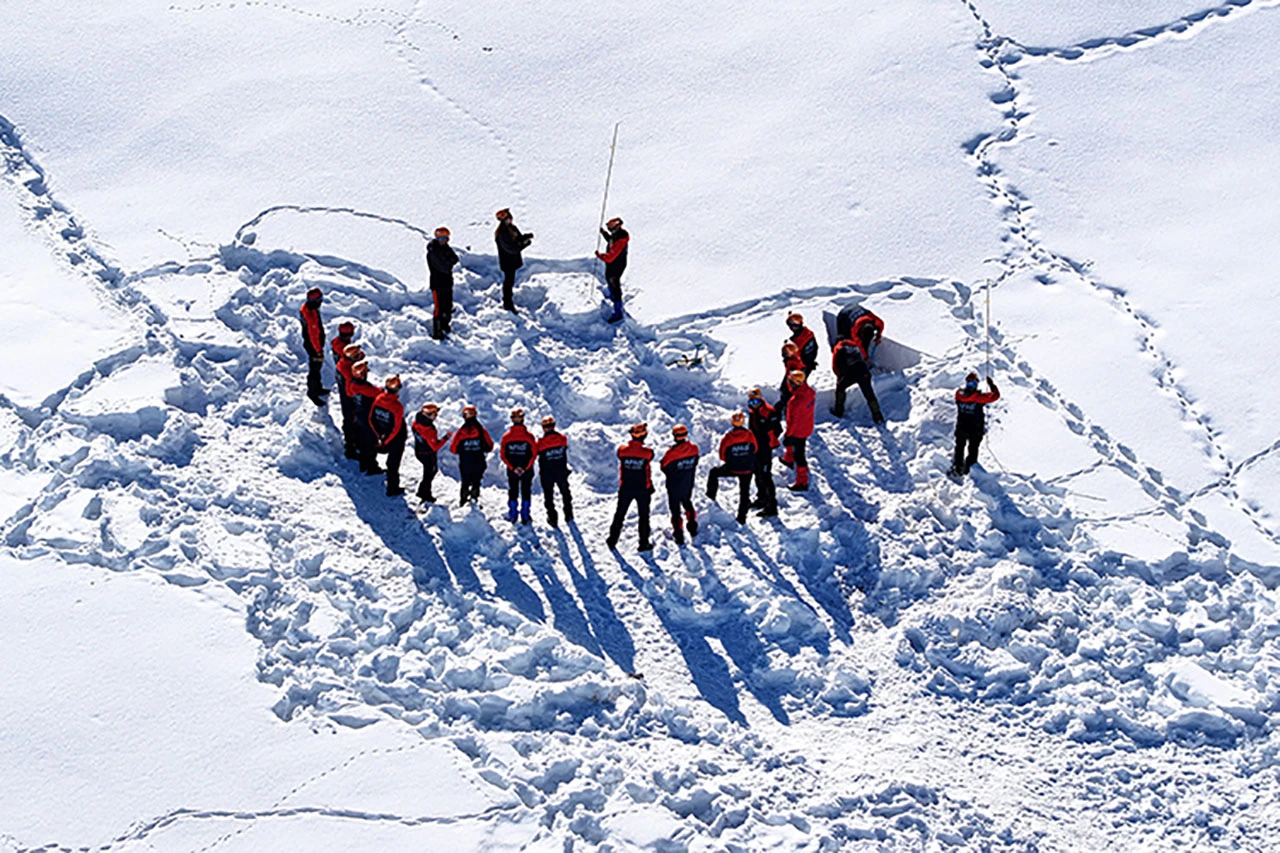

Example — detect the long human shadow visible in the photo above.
[512,531,601,657]
[611,550,747,726]
[437,508,546,623]
[719,529,837,652]
[564,526,637,673]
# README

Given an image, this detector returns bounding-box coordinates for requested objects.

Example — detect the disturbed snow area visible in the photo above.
[3,0,1280,851]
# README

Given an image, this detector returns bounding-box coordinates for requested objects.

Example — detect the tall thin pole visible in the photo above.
[985,276,992,377]
[595,122,621,263]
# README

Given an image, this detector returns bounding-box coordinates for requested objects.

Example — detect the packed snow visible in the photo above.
[3,1,1279,851]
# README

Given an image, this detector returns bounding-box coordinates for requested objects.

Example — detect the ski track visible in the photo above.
[5,3,1280,845]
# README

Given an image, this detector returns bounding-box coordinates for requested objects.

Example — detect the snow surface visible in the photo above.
[3,0,1280,850]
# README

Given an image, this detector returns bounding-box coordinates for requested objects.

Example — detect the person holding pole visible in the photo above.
[948,373,1000,477]
[597,217,629,323]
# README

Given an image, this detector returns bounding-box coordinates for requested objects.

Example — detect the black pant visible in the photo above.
[667,488,695,523]
[707,466,751,522]
[834,369,881,420]
[606,273,622,304]
[541,471,573,521]
[306,355,324,399]
[507,468,534,502]
[608,490,651,546]
[432,282,453,338]
[378,433,406,492]
[416,453,438,499]
[502,267,517,310]
[953,427,984,474]
[358,421,379,473]
[784,436,807,467]
[459,463,485,505]
[753,449,777,511]
[338,392,357,457]
[777,378,792,418]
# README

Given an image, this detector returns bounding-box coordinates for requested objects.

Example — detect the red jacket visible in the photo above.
[299,302,324,355]
[330,334,351,361]
[335,356,354,395]
[412,418,449,453]
[597,233,629,263]
[718,427,758,474]
[536,431,569,477]
[851,313,883,346]
[956,384,1000,431]
[659,439,700,471]
[450,421,495,456]
[791,326,818,372]
[785,383,816,439]
[369,391,405,446]
[500,424,538,473]
[617,439,654,492]
[748,401,781,450]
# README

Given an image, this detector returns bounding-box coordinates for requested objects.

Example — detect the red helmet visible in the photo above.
[606,217,623,229]
[786,312,803,328]
[338,321,354,335]
[495,208,512,221]
[434,226,450,238]
[462,404,478,418]
[306,287,323,301]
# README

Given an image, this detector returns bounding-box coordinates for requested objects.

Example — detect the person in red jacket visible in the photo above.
[500,408,538,524]
[746,387,781,517]
[786,313,819,376]
[536,415,573,527]
[706,412,758,524]
[777,340,806,415]
[659,424,700,545]
[335,343,364,460]
[949,373,1001,476]
[596,217,629,323]
[782,369,815,491]
[606,423,655,552]
[450,405,494,507]
[347,360,382,474]
[299,287,328,406]
[369,375,406,496]
[832,334,884,423]
[851,310,883,357]
[330,321,355,363]
[412,403,450,503]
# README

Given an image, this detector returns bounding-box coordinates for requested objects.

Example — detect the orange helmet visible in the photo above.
[786,312,804,328]
[672,424,688,440]
[630,423,648,439]
[747,387,764,400]
[541,415,556,429]
[384,374,402,393]
[731,412,746,427]
[342,343,362,360]
[782,341,799,357]
[434,226,450,238]
[606,217,623,229]
[511,408,525,423]
[788,369,807,385]
[421,403,439,417]
[495,208,512,221]
[352,360,369,379]
[462,404,478,418]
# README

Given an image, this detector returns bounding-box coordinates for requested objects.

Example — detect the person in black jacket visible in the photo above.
[596,217,629,323]
[536,415,573,527]
[427,227,460,339]
[831,335,884,424]
[494,208,533,313]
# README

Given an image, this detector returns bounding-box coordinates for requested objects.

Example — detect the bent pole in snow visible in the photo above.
[594,122,621,272]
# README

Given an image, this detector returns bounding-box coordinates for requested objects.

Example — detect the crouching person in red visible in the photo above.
[659,424,700,545]
[369,375,406,496]
[500,409,538,524]
[607,423,655,552]
[706,412,757,524]
[781,369,815,491]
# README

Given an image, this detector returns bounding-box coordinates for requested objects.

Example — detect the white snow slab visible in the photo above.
[992,11,1280,467]
[0,187,138,407]
[0,556,510,851]
[60,357,182,438]
[0,0,1006,322]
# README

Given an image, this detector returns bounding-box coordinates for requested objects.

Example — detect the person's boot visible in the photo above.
[606,533,619,549]
[672,517,684,546]
[459,488,469,507]
[869,397,885,425]
[547,507,559,528]
[563,500,573,524]
[638,539,654,552]
[758,502,779,518]
[506,500,518,522]
[520,499,532,525]
[788,465,810,491]
[706,476,718,499]
[386,470,405,497]
[780,445,795,469]
[607,301,623,323]
[686,511,698,537]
